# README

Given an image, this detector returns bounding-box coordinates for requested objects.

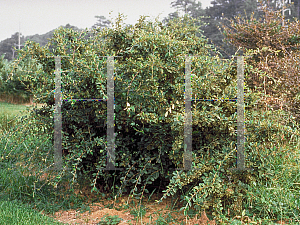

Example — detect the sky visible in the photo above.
[0,0,213,42]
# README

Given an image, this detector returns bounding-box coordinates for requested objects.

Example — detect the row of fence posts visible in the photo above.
[52,55,251,172]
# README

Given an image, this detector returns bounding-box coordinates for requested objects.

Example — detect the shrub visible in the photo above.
[9,13,299,220]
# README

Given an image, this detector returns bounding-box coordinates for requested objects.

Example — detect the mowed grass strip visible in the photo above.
[0,199,64,225]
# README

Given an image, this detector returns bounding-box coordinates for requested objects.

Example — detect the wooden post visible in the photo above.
[106,56,116,170]
[54,56,62,171]
[184,55,192,170]
[236,56,245,170]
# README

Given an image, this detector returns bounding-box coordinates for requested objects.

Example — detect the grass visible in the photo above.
[0,101,31,132]
[0,101,68,224]
[0,100,300,224]
[0,199,63,225]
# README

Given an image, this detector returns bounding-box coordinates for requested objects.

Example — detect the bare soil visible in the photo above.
[16,161,217,224]
[41,192,216,225]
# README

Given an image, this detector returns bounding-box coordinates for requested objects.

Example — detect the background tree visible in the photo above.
[257,0,297,21]
[162,1,207,52]
[0,24,81,61]
[0,32,25,61]
[203,0,259,58]
[0,54,6,94]
[171,0,204,16]
[293,0,300,19]
[222,0,300,121]
[92,15,112,29]
[162,0,260,58]
[24,31,53,47]
[162,0,205,27]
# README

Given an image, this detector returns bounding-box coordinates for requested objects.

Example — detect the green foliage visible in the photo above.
[10,13,242,216]
[0,54,6,90]
[6,13,299,222]
[0,52,43,104]
[159,108,300,220]
[0,199,63,225]
[243,112,300,221]
[0,24,82,62]
[0,102,32,133]
[0,32,25,61]
[97,214,123,225]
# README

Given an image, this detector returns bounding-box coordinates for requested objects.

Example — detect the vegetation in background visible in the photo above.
[222,0,300,122]
[0,24,81,61]
[2,0,299,62]
[0,101,32,132]
[0,53,41,104]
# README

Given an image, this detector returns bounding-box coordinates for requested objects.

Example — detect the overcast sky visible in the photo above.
[0,0,212,42]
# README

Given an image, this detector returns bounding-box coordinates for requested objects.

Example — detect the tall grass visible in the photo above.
[0,101,79,225]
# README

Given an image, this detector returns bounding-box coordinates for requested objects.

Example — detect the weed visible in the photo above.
[97,214,123,225]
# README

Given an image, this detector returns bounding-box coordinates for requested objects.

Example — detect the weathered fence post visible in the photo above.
[54,56,62,171]
[236,56,245,169]
[184,55,192,170]
[106,56,116,170]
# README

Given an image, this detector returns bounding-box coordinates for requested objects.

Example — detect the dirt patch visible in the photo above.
[38,178,216,225]
[42,196,216,225]
[16,162,217,224]
[47,204,134,225]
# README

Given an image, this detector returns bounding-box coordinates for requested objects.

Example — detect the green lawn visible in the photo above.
[0,101,35,115]
[0,199,63,225]
[0,101,32,132]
